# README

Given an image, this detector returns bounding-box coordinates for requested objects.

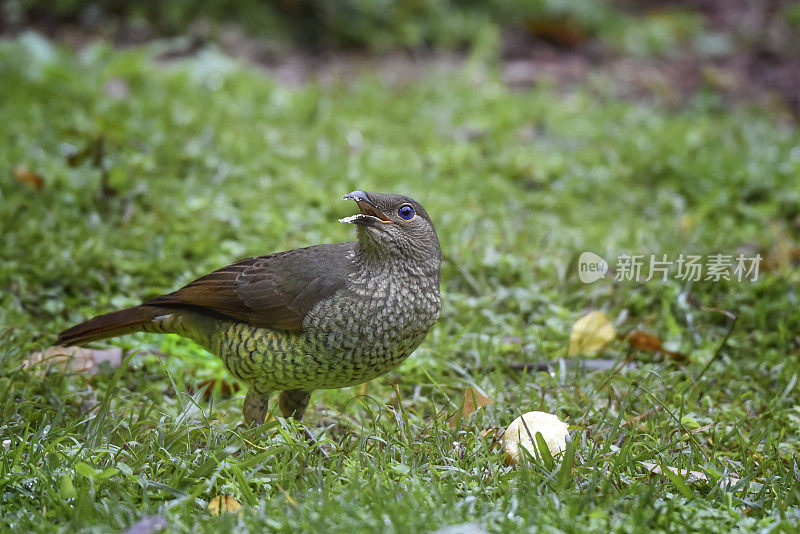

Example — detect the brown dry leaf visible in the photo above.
[624,330,686,362]
[568,311,616,356]
[190,379,241,401]
[13,165,44,190]
[526,17,588,48]
[447,386,494,428]
[22,346,123,376]
[626,330,663,352]
[208,495,241,516]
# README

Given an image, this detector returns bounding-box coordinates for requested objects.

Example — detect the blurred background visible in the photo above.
[2,0,799,112]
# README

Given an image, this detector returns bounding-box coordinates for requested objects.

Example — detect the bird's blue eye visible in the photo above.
[398,205,415,220]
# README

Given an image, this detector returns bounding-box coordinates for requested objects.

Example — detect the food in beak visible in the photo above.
[339,199,392,225]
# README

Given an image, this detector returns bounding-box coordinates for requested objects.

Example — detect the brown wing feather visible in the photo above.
[144,242,356,331]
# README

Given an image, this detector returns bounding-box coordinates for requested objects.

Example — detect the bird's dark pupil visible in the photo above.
[399,206,414,220]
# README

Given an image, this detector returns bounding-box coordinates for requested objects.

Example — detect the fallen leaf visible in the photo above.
[208,495,241,515]
[587,452,746,491]
[568,311,616,356]
[189,378,241,400]
[639,461,708,484]
[22,346,123,376]
[13,165,44,190]
[626,330,663,351]
[461,386,494,417]
[448,386,494,427]
[639,460,748,491]
[526,17,588,48]
[623,330,686,362]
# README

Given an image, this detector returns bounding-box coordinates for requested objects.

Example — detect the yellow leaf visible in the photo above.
[568,311,615,356]
[448,386,494,427]
[208,495,242,516]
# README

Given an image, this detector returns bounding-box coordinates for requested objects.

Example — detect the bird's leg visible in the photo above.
[243,388,272,426]
[278,389,311,420]
[278,389,328,458]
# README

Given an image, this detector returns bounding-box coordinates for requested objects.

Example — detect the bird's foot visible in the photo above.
[243,388,272,427]
[243,388,329,459]
[278,389,330,460]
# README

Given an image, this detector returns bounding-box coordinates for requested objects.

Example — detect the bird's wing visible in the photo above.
[143,242,356,331]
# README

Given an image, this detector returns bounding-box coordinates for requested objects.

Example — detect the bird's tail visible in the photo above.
[56,305,161,346]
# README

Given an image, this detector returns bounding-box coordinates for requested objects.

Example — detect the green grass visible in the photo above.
[1,33,800,532]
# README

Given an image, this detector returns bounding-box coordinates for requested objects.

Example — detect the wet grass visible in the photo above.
[1,34,799,532]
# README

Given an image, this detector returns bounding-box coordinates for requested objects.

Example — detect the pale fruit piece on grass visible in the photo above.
[503,411,569,465]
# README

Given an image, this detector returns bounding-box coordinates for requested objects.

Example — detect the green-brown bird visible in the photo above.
[57,191,442,425]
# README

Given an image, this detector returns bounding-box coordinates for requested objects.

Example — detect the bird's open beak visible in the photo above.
[339,190,393,225]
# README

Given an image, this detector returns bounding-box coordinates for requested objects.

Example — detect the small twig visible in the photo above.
[484,358,638,374]
[507,362,549,372]
[621,406,663,428]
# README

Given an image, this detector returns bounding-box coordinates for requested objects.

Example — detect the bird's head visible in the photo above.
[340,190,441,269]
